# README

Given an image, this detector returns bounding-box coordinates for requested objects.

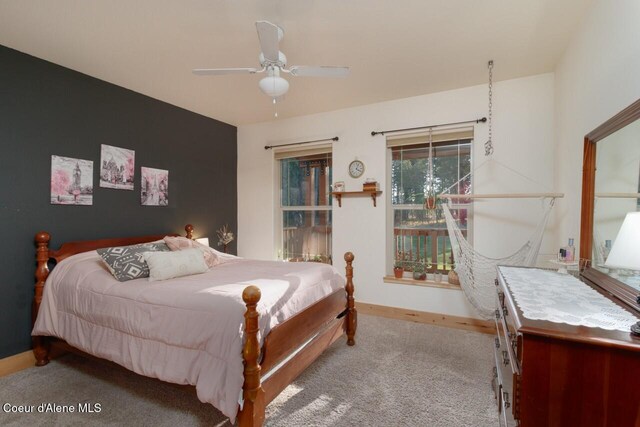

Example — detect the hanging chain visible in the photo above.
[484,60,494,156]
[428,127,434,191]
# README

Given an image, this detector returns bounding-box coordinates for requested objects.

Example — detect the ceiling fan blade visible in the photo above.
[255,21,280,62]
[193,68,259,75]
[289,66,350,78]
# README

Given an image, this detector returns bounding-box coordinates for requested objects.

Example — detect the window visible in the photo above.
[388,132,472,275]
[278,151,332,263]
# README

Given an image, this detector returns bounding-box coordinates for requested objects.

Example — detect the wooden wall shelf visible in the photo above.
[331,190,382,207]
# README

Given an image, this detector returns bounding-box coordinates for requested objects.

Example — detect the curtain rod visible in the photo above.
[371,117,486,137]
[264,136,339,150]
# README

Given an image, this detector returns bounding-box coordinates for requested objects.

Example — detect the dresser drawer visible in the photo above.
[494,278,522,426]
[495,280,522,372]
[493,336,518,427]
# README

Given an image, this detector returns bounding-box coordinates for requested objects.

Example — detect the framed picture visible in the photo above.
[141,167,168,206]
[50,155,93,205]
[100,144,135,190]
[333,181,345,192]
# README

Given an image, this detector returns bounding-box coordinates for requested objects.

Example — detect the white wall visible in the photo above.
[554,0,640,254]
[238,73,555,319]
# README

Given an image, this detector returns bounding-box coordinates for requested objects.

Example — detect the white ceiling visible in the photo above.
[0,0,591,125]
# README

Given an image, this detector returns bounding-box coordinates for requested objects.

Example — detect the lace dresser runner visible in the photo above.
[498,266,639,332]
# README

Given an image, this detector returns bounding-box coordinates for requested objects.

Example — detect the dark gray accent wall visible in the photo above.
[0,45,237,358]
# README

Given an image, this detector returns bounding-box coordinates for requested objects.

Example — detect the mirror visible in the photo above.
[593,121,640,290]
[580,98,640,311]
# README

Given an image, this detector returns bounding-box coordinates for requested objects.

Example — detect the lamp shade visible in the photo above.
[195,237,210,247]
[605,212,640,270]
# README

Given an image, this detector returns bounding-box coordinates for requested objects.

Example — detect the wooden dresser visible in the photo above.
[492,266,640,427]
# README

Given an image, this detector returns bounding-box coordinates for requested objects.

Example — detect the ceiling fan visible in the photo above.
[193,21,350,100]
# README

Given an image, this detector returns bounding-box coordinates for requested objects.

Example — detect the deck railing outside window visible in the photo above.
[394,227,466,274]
[283,225,332,264]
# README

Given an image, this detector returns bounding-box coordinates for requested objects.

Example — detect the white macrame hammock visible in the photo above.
[442,197,556,319]
[421,60,562,319]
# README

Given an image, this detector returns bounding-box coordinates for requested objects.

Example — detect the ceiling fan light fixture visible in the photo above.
[194,20,349,105]
[259,75,289,98]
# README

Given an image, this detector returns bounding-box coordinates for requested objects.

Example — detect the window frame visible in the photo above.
[386,136,474,278]
[275,149,333,263]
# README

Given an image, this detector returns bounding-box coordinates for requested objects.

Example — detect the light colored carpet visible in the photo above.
[0,315,498,426]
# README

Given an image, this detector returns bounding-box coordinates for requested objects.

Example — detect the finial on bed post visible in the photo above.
[344,252,357,346]
[239,285,266,427]
[33,232,51,366]
[185,224,194,239]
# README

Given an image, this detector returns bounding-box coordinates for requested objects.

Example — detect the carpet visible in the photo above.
[0,314,498,426]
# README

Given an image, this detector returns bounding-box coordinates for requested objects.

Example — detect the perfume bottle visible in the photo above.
[566,238,575,262]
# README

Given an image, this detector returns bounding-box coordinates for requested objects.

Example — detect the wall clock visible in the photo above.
[348,160,365,178]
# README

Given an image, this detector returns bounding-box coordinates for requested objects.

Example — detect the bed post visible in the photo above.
[238,285,266,427]
[185,224,194,239]
[33,231,51,366]
[344,252,357,346]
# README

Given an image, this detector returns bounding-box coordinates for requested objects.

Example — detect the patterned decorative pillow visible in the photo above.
[144,248,208,281]
[163,236,218,268]
[97,242,170,282]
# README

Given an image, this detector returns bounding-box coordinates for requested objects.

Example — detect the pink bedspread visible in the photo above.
[32,251,345,422]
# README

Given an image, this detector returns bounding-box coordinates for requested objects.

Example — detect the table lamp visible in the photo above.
[195,237,210,247]
[605,212,640,271]
[604,212,640,335]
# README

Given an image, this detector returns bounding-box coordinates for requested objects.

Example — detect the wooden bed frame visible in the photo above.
[32,224,357,427]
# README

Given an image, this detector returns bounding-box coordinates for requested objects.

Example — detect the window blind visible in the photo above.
[385,126,474,148]
[273,143,333,160]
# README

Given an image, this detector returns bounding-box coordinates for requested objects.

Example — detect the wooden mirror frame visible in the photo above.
[580,98,640,312]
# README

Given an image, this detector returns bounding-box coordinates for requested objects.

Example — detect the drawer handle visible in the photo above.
[503,306,509,317]
[498,291,505,307]
[502,350,510,366]
[495,337,500,348]
[503,391,511,409]
[495,279,499,287]
[492,366,498,379]
[495,309,501,320]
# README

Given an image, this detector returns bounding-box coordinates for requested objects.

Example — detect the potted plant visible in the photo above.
[393,260,404,279]
[216,224,234,253]
[412,262,427,280]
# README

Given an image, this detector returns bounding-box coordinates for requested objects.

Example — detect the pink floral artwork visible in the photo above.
[100,144,135,190]
[51,155,93,205]
[141,167,168,206]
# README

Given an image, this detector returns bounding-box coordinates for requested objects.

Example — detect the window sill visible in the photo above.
[383,275,461,290]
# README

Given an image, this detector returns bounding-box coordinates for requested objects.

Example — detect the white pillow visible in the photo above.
[143,248,208,281]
